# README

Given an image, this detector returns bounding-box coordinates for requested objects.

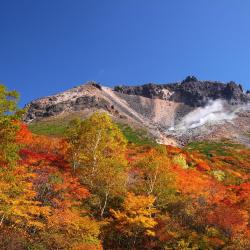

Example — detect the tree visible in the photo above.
[66,112,128,218]
[0,165,50,232]
[132,146,176,209]
[45,208,101,249]
[109,192,158,249]
[0,84,22,166]
[43,173,101,250]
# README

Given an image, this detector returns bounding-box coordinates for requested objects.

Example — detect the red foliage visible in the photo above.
[196,161,211,171]
[207,204,249,236]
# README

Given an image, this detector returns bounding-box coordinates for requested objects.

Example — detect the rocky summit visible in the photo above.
[114,76,248,106]
[24,77,250,146]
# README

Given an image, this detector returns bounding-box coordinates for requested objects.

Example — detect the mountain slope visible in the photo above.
[24,77,250,146]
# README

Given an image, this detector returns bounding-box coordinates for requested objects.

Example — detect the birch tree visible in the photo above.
[133,146,176,209]
[66,112,128,218]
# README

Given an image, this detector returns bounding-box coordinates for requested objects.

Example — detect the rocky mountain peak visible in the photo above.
[181,75,198,83]
[114,76,248,107]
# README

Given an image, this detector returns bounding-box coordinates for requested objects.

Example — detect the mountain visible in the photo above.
[24,76,250,146]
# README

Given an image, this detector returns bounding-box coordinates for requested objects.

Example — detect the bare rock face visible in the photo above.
[114,76,249,107]
[24,82,114,122]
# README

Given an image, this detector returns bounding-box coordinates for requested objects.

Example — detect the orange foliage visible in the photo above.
[173,165,213,198]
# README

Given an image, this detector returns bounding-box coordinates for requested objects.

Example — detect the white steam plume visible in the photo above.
[169,99,238,131]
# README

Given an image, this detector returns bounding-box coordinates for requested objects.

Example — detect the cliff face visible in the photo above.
[114,76,248,107]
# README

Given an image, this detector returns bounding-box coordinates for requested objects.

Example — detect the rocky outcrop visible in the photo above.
[24,83,116,122]
[114,76,249,107]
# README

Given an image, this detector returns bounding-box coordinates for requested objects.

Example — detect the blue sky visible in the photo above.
[1,0,250,107]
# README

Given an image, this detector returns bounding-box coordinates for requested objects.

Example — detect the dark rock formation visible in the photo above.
[181,75,198,83]
[25,96,114,121]
[24,83,113,122]
[114,76,248,106]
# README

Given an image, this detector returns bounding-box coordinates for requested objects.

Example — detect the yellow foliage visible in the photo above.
[45,208,101,249]
[110,192,158,237]
[0,165,50,230]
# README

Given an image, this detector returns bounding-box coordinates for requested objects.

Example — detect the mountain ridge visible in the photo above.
[114,76,248,106]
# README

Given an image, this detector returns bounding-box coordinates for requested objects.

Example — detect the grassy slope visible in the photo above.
[29,122,68,137]
[29,120,157,146]
[185,141,243,157]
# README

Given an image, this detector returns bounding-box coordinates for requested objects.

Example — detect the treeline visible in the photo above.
[0,84,249,249]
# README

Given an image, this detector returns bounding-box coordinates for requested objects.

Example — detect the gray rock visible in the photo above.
[114,77,248,107]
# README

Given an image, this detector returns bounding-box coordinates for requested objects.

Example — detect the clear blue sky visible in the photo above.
[1,0,250,107]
